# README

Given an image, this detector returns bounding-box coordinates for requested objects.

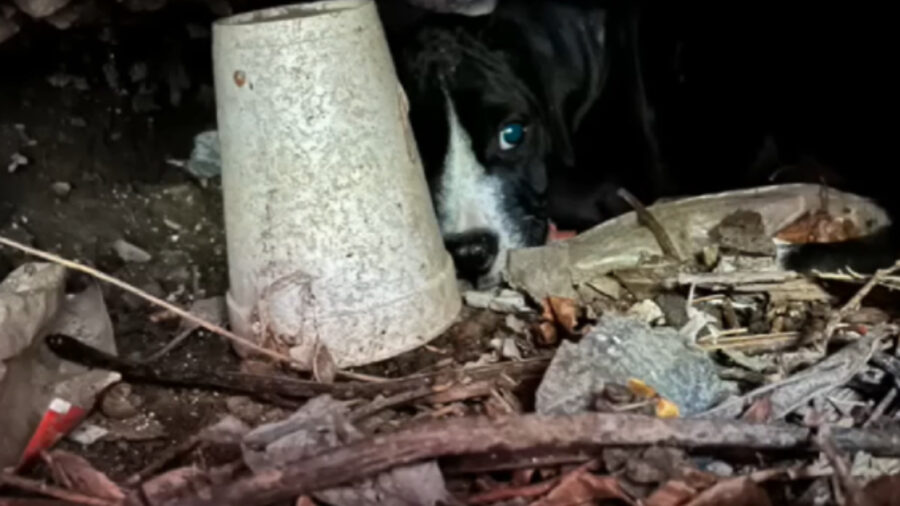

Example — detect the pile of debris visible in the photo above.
[2,183,900,505]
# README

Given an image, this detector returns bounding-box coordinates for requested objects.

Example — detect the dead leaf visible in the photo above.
[678,468,719,491]
[625,379,680,418]
[548,222,577,242]
[548,297,579,334]
[684,477,772,506]
[645,480,699,506]
[775,209,860,244]
[537,321,558,345]
[655,398,680,419]
[741,398,773,423]
[627,378,658,399]
[45,450,125,501]
[468,480,558,505]
[530,469,634,506]
[854,473,900,506]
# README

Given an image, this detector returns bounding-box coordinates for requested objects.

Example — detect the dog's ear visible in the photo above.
[517,3,610,167]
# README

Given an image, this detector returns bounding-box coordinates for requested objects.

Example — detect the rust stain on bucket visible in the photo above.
[233,70,246,87]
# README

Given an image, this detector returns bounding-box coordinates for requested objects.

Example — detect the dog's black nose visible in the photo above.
[444,230,499,280]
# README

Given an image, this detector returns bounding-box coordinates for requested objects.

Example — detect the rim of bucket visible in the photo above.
[215,0,369,27]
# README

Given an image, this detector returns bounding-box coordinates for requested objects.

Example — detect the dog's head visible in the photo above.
[390,3,609,287]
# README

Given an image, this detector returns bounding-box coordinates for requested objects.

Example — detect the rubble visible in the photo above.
[112,238,152,263]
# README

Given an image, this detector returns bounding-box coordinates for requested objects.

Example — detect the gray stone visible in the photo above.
[536,315,732,416]
[113,239,152,263]
[13,0,71,18]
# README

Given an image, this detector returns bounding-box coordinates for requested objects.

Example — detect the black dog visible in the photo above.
[382,0,660,287]
[383,1,898,286]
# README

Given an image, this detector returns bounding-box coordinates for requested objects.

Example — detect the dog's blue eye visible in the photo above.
[499,123,525,150]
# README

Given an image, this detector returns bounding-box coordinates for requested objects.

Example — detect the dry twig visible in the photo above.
[617,188,684,261]
[135,414,900,506]
[0,472,118,506]
[815,426,866,506]
[0,235,299,368]
[822,259,900,346]
[46,334,548,401]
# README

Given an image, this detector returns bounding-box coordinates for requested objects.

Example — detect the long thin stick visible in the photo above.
[0,472,117,506]
[149,413,900,506]
[617,187,684,261]
[0,235,299,368]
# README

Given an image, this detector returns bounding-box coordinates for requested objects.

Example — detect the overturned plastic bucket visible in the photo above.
[212,0,460,368]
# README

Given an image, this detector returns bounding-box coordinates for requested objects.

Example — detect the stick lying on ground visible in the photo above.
[46,334,549,400]
[0,235,300,368]
[134,413,900,506]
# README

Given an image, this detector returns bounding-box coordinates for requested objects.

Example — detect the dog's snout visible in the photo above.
[444,230,499,280]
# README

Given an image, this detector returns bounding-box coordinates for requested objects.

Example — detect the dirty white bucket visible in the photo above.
[212,0,460,368]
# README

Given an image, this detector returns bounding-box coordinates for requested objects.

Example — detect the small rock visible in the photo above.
[12,0,71,18]
[47,72,73,88]
[129,62,148,83]
[67,423,109,445]
[626,299,665,325]
[654,293,688,329]
[464,288,530,313]
[700,244,719,268]
[536,315,732,416]
[103,414,167,441]
[102,61,119,92]
[183,130,222,179]
[200,415,251,445]
[162,217,182,231]
[226,396,266,423]
[51,181,72,197]
[15,123,37,147]
[504,314,527,334]
[7,153,28,173]
[699,459,735,477]
[500,338,521,360]
[490,336,522,360]
[627,447,685,484]
[100,383,141,420]
[113,239,152,263]
[44,0,84,29]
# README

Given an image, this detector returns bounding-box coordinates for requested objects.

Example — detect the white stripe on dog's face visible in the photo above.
[436,94,524,286]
